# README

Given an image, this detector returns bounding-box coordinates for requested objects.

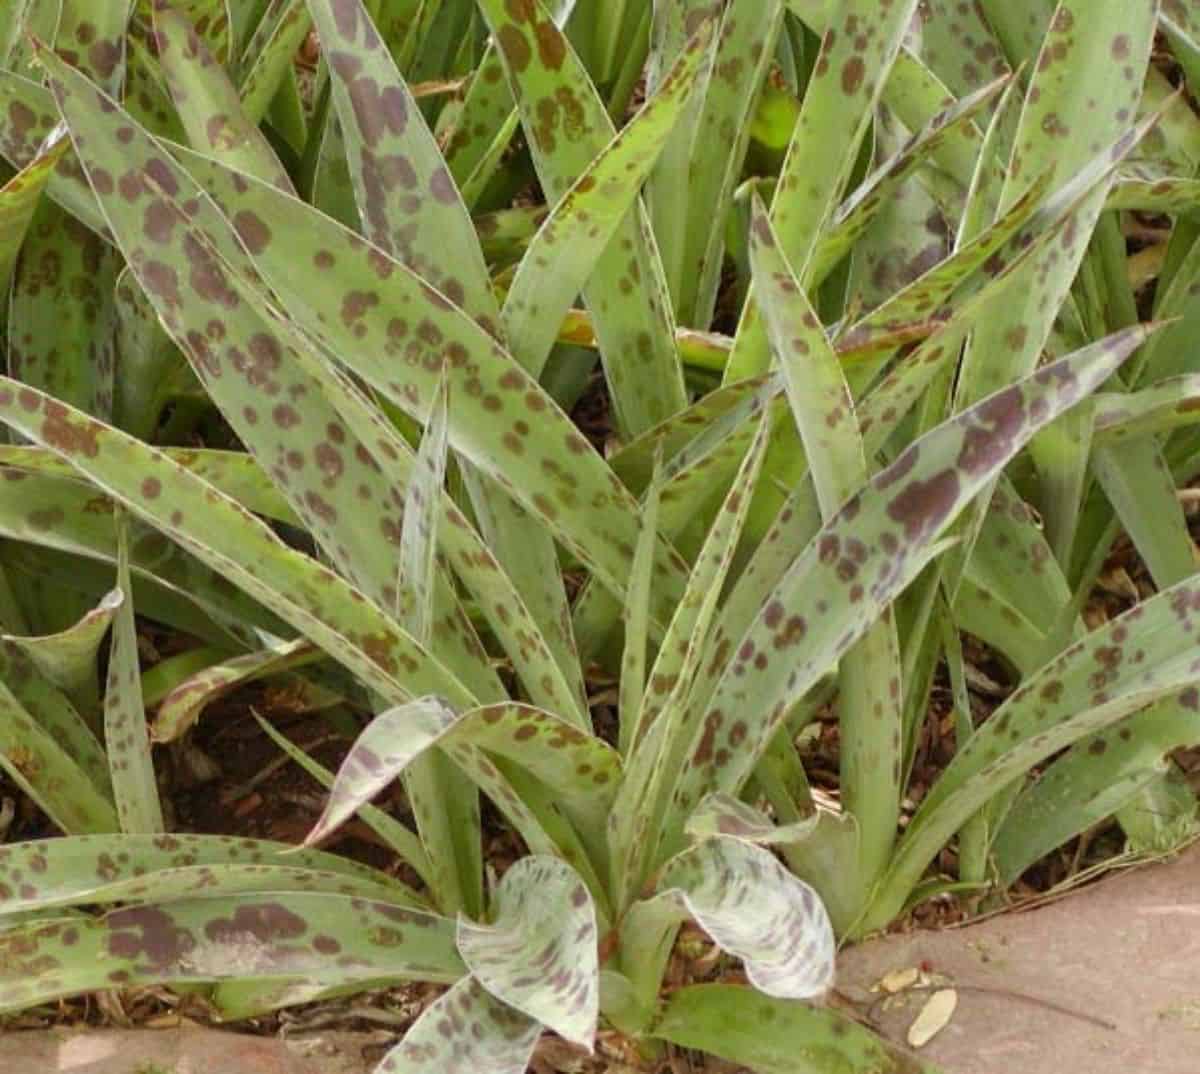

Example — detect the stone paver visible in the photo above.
[838,843,1200,1074]
[0,1027,374,1074]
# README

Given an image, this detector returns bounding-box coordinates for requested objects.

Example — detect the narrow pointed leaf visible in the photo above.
[477,0,688,436]
[0,833,415,918]
[502,21,713,378]
[253,713,435,894]
[0,132,68,292]
[610,416,770,904]
[397,372,449,637]
[308,0,499,330]
[1093,438,1196,588]
[655,984,938,1074]
[661,325,1155,860]
[992,697,1200,886]
[168,153,689,617]
[619,472,659,756]
[750,197,864,515]
[105,510,163,833]
[153,637,319,742]
[0,379,476,710]
[866,576,1200,931]
[306,697,457,846]
[956,0,1156,408]
[236,0,311,123]
[684,793,818,845]
[1094,375,1200,442]
[152,0,294,191]
[307,697,622,845]
[672,0,783,327]
[0,677,117,834]
[724,0,921,380]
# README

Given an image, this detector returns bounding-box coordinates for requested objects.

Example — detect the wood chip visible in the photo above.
[907,988,958,1048]
[877,966,920,994]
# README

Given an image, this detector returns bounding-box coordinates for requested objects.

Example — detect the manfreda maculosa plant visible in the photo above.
[0,0,1198,1070]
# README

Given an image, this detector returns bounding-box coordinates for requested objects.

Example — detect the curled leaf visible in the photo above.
[457,857,598,1048]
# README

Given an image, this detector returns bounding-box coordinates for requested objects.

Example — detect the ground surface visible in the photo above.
[838,841,1200,1074]
[3,843,1196,1073]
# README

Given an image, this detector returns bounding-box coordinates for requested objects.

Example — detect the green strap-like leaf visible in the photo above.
[0,377,476,710]
[3,588,121,703]
[236,0,311,122]
[724,0,920,381]
[477,0,689,437]
[397,371,449,637]
[809,74,1010,291]
[0,71,107,235]
[1094,375,1200,442]
[609,413,770,906]
[669,0,782,328]
[0,676,117,834]
[618,469,660,757]
[753,194,903,908]
[864,575,1200,933]
[305,696,458,846]
[0,471,289,647]
[0,832,420,917]
[252,712,435,895]
[956,0,1156,408]
[307,697,622,846]
[152,1,295,192]
[750,197,863,514]
[167,154,689,621]
[653,984,937,1074]
[457,856,598,1047]
[502,20,713,379]
[992,696,1200,886]
[308,0,499,331]
[396,372,483,918]
[105,509,163,833]
[0,133,67,293]
[659,324,1155,865]
[684,793,818,845]
[0,893,462,1013]
[1093,436,1196,588]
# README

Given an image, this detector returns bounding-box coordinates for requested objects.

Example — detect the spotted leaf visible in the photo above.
[151,1,294,192]
[3,587,121,705]
[373,975,541,1074]
[625,837,834,1003]
[477,0,688,437]
[306,697,621,847]
[152,637,319,742]
[0,893,462,1014]
[0,832,421,918]
[658,323,1157,865]
[865,575,1200,932]
[104,509,163,834]
[457,857,598,1047]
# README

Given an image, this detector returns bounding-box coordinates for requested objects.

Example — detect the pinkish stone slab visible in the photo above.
[0,1027,373,1074]
[837,844,1200,1074]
